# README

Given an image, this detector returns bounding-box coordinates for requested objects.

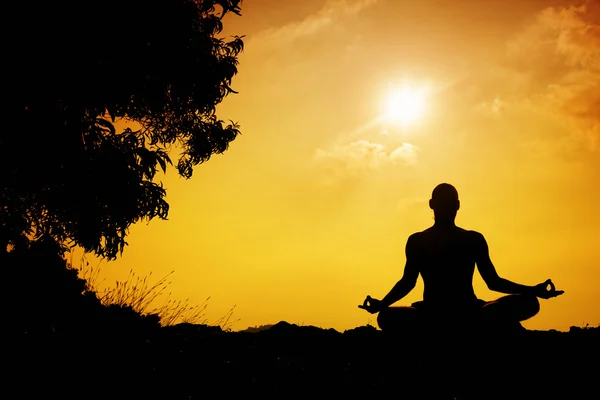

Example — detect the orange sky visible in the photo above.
[76,0,600,332]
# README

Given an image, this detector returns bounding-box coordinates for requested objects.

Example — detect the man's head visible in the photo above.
[429,183,460,221]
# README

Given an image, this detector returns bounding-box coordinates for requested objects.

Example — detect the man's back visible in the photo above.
[411,226,481,309]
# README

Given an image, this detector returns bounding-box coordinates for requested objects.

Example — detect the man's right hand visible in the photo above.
[358,295,383,314]
[533,279,564,299]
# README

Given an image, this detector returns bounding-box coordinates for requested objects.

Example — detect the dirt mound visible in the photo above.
[6,321,599,399]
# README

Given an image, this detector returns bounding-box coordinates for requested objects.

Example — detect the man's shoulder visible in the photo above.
[464,229,485,238]
[462,229,487,245]
[406,231,426,246]
[414,227,483,235]
[409,227,485,236]
[415,226,436,235]
[408,229,429,240]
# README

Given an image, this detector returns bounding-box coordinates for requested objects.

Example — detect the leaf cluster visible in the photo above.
[2,0,244,258]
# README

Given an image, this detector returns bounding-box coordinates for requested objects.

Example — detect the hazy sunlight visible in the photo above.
[382,83,428,126]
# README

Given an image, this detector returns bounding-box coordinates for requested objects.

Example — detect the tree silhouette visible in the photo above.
[2,0,244,259]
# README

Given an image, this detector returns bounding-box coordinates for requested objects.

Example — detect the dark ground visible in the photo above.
[5,320,599,400]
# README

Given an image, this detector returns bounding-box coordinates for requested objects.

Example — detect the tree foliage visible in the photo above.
[2,0,244,259]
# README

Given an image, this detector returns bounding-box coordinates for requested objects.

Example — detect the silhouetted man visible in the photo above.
[359,183,564,333]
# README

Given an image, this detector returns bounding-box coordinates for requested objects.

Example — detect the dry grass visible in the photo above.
[71,252,239,329]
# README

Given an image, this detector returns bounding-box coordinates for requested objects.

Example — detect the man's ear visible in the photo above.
[429,199,434,209]
[457,200,461,211]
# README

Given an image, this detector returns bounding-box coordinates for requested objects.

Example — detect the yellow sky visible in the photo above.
[78,0,600,332]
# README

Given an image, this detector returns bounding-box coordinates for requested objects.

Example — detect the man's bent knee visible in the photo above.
[377,307,421,332]
[484,294,540,322]
[520,294,540,320]
[507,294,540,321]
[377,308,392,331]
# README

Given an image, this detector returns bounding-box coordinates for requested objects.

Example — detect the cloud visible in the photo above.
[502,2,600,151]
[389,143,419,165]
[248,0,378,50]
[474,96,507,117]
[314,140,418,176]
[396,196,428,213]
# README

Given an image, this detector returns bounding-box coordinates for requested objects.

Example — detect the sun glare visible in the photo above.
[382,84,428,126]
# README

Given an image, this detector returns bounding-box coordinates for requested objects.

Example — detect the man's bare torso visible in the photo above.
[410,226,482,309]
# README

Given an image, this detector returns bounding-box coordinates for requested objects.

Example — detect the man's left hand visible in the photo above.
[534,279,564,299]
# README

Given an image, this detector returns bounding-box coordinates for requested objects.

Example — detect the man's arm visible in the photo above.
[380,233,420,307]
[474,232,536,295]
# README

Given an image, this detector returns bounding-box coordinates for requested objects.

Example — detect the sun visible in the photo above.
[382,84,428,126]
